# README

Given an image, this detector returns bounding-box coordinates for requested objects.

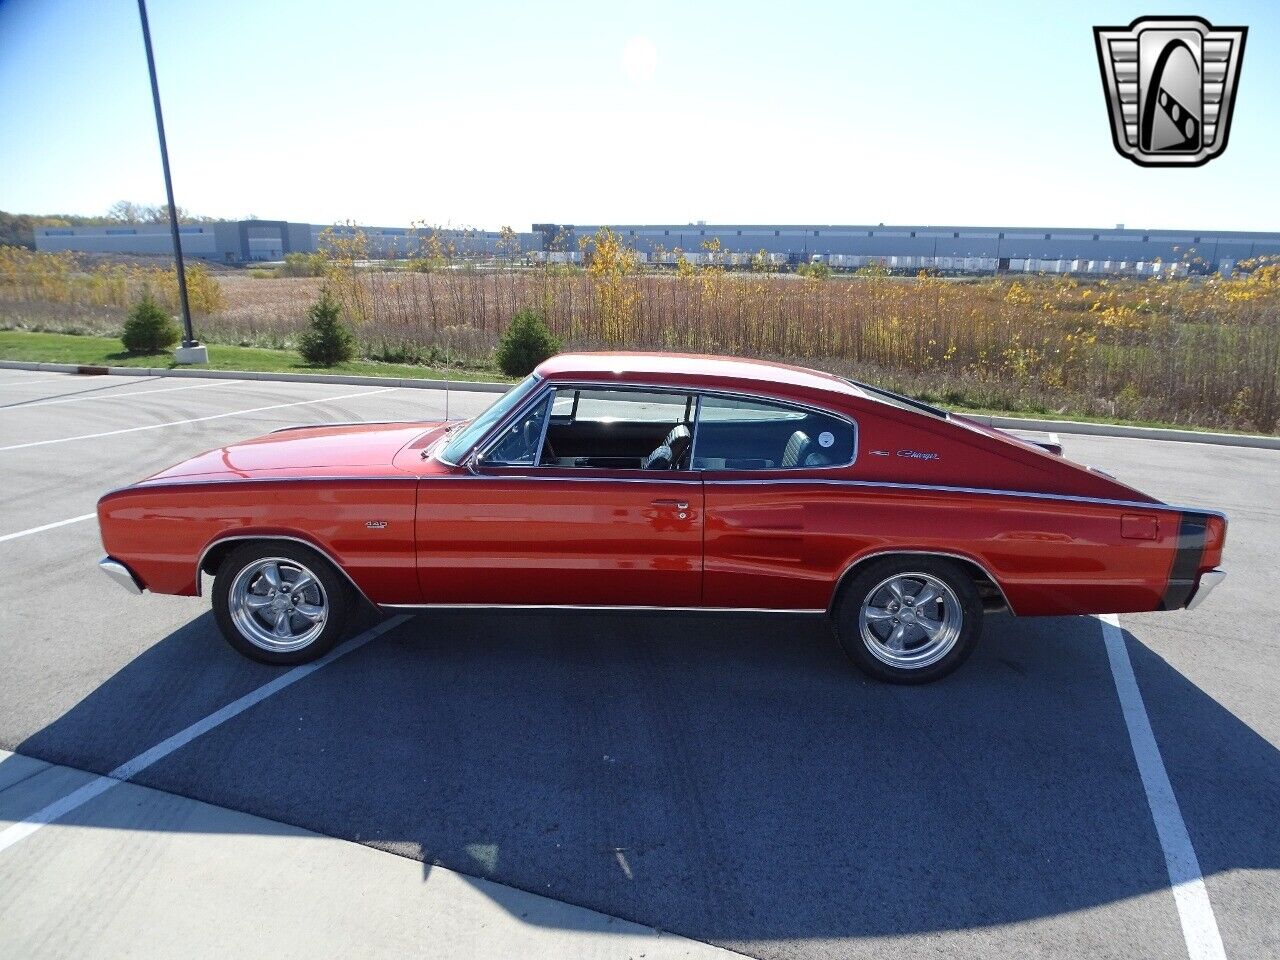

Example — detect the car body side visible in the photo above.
[96,358,1226,617]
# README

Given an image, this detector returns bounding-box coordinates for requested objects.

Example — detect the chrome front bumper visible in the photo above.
[1186,569,1226,610]
[99,557,144,595]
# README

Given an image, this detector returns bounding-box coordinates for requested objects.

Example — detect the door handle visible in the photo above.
[651,499,689,509]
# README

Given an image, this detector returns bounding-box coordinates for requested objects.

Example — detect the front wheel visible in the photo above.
[834,557,983,684]
[212,542,352,665]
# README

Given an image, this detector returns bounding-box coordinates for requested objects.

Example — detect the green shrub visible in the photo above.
[297,290,355,366]
[495,309,559,377]
[121,291,180,354]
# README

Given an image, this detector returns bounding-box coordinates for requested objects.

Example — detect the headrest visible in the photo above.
[643,444,673,470]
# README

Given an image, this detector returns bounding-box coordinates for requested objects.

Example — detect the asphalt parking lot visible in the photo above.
[0,367,1276,960]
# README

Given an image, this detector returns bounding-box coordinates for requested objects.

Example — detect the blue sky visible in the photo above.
[0,0,1275,230]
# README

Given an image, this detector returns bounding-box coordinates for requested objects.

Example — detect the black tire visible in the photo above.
[212,541,353,665]
[833,556,983,684]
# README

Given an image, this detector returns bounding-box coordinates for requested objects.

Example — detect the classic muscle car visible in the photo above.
[97,352,1227,683]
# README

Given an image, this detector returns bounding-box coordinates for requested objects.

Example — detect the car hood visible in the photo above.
[142,421,445,483]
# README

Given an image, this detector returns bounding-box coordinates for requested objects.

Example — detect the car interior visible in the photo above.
[539,389,695,469]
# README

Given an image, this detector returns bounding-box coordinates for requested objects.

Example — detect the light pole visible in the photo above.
[137,0,206,363]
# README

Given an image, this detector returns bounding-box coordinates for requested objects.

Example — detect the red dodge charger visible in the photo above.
[97,352,1226,683]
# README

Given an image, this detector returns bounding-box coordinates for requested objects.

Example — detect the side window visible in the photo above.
[483,393,552,465]
[693,395,855,469]
[541,388,694,469]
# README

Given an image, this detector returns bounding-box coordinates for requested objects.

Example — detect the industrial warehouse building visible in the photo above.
[34,219,1280,275]
[34,221,538,263]
[537,223,1280,275]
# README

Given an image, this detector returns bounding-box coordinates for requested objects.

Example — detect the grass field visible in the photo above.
[3,329,1269,437]
[0,330,513,383]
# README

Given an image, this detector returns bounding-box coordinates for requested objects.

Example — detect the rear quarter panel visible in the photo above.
[703,399,1217,615]
[703,480,1191,614]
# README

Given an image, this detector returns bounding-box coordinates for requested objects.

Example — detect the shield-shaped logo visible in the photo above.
[1094,16,1247,167]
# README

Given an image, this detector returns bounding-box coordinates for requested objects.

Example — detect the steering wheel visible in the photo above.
[540,436,557,464]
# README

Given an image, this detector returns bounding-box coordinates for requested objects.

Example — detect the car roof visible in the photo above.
[534,352,869,407]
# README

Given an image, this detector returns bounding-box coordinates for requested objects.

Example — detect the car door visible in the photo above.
[694,393,859,610]
[415,385,704,607]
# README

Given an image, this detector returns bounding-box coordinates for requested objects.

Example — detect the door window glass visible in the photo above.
[572,389,691,423]
[541,387,694,469]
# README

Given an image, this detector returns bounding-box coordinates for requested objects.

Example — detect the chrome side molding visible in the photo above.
[98,557,144,594]
[380,602,828,615]
[1186,569,1226,610]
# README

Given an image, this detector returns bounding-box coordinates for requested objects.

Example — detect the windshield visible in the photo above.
[438,374,542,465]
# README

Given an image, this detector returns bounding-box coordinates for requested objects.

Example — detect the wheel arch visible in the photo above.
[197,534,373,607]
[829,549,1014,615]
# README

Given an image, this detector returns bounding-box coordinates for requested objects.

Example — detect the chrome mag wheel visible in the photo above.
[228,557,329,653]
[858,571,964,670]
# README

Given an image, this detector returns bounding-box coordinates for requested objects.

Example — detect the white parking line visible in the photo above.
[1099,614,1227,960]
[0,377,72,389]
[0,513,96,544]
[0,379,245,411]
[0,614,409,854]
[0,387,397,452]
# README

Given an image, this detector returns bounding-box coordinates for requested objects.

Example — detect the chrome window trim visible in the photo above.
[195,533,374,605]
[688,394,704,466]
[830,549,1016,615]
[533,391,555,464]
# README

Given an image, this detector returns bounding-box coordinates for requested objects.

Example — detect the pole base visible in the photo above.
[173,343,209,365]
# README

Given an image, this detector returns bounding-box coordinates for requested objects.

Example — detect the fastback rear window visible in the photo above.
[845,379,949,419]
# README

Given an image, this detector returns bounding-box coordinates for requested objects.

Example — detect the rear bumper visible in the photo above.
[1186,568,1226,610]
[99,556,144,595]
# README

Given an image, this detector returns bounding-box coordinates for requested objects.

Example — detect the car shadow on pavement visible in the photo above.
[7,608,1278,954]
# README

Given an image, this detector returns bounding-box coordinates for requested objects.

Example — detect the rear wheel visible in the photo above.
[834,557,983,684]
[212,542,352,665]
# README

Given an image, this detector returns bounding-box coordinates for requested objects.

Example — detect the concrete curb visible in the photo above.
[963,413,1280,450]
[2,358,1277,450]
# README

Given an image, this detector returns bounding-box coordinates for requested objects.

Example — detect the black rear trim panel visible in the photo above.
[1159,513,1208,610]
